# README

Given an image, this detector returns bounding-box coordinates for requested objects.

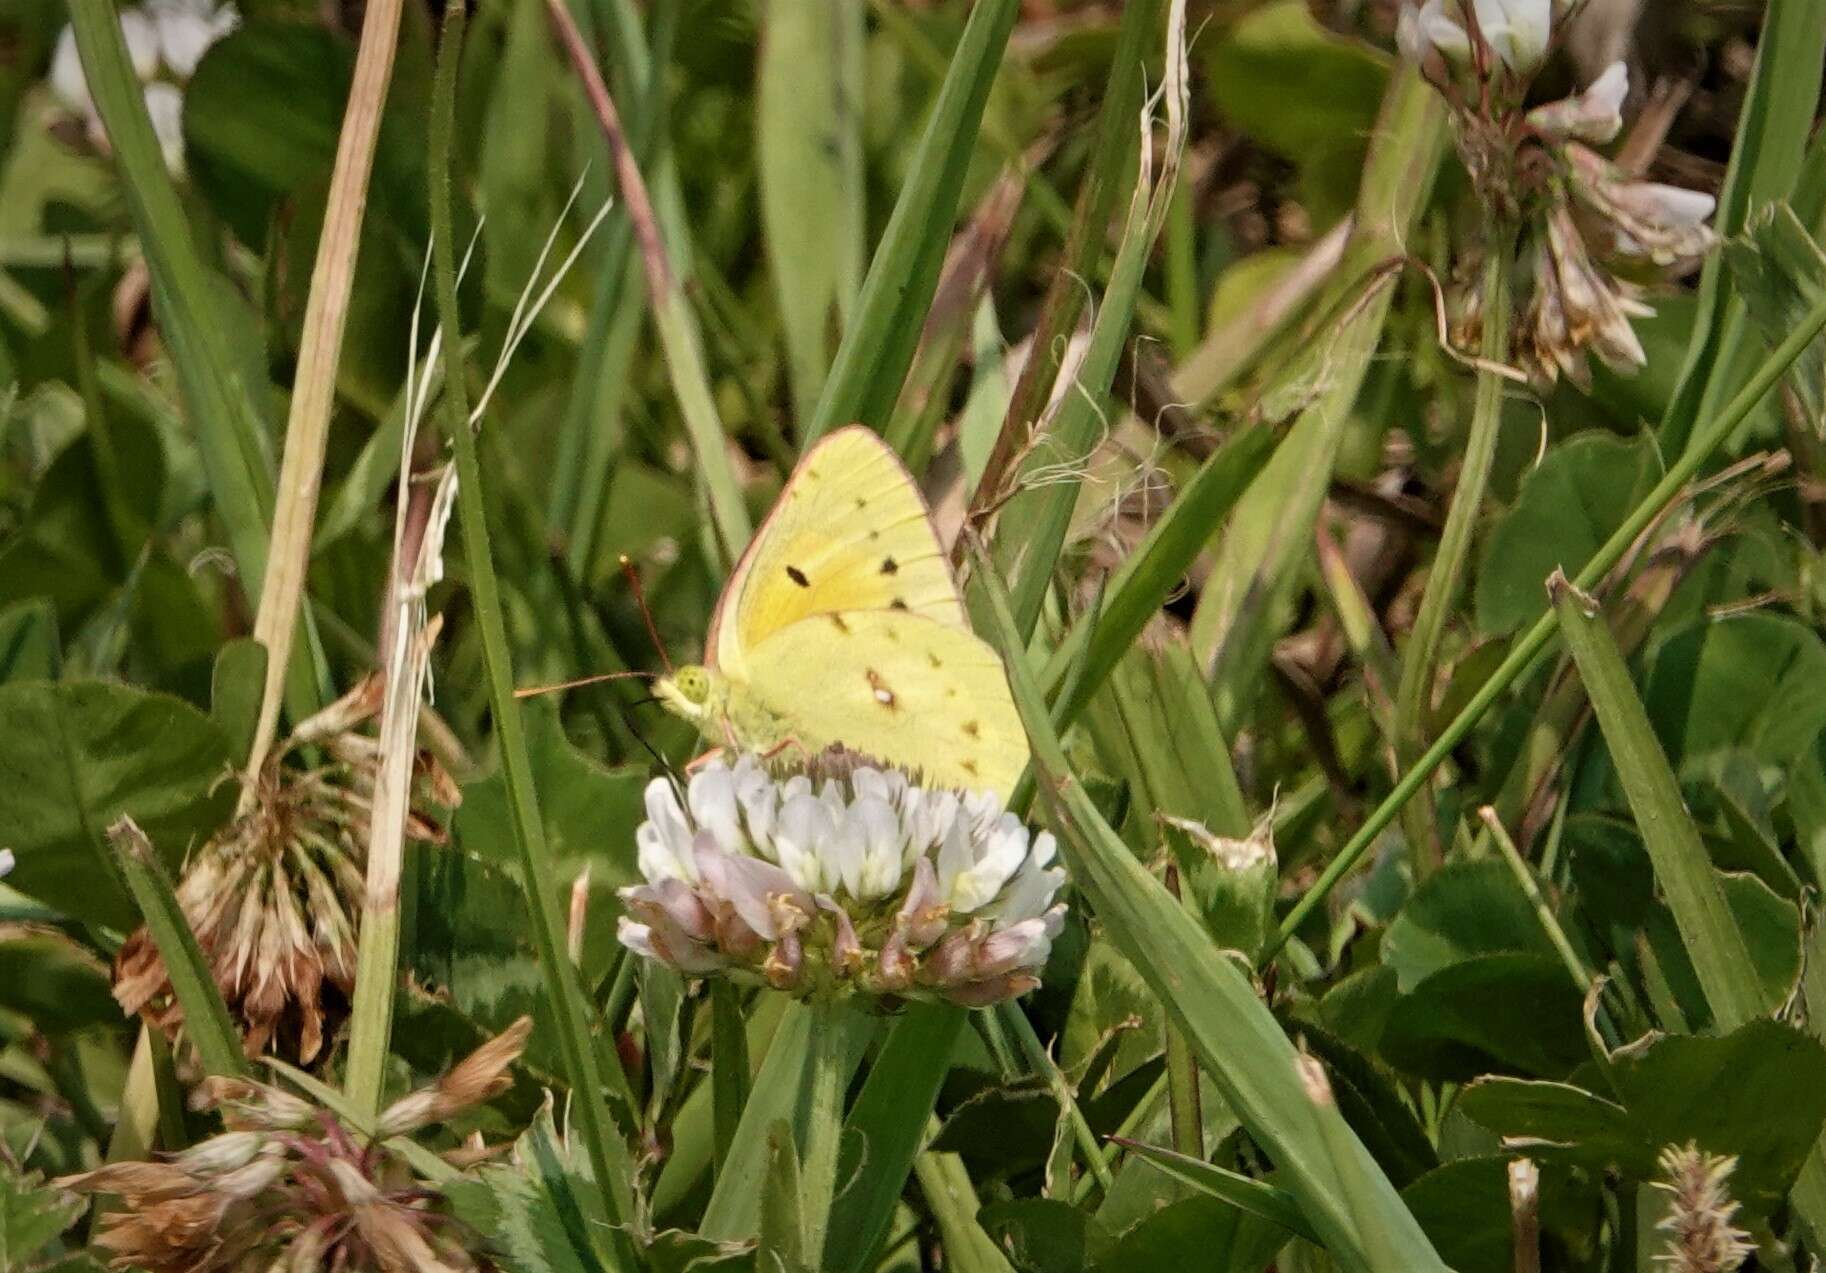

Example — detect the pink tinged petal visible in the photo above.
[921,925,981,986]
[653,877,716,942]
[941,973,1040,1007]
[896,857,951,950]
[763,929,804,991]
[695,842,809,940]
[972,916,1055,980]
[820,896,866,975]
[1615,182,1716,228]
[874,932,916,992]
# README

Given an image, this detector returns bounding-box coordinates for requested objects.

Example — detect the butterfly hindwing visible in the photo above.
[712,427,965,676]
[735,609,1029,798]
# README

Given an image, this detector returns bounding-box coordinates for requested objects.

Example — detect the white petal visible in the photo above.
[642,777,694,866]
[1636,183,1716,227]
[143,82,185,174]
[948,814,1030,913]
[151,0,236,77]
[845,798,904,901]
[1474,0,1550,71]
[1418,0,1471,61]
[687,765,745,855]
[0,848,13,878]
[50,27,93,115]
[774,792,838,893]
[120,8,161,80]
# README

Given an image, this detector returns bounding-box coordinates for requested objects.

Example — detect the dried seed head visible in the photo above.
[1653,1142,1754,1273]
[112,677,458,1065]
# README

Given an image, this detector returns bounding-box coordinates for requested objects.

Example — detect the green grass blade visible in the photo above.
[1270,286,1826,957]
[67,0,275,593]
[428,6,637,1243]
[995,0,1188,637]
[759,0,864,423]
[824,1001,967,1273]
[1549,575,1764,1027]
[549,0,751,567]
[1190,70,1446,726]
[971,543,1449,1272]
[1114,1138,1317,1242]
[1656,0,1826,457]
[964,0,1161,517]
[1039,423,1276,728]
[801,0,1019,448]
[1392,226,1516,874]
[106,817,248,1081]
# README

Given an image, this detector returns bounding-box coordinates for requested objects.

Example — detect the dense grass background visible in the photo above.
[3,1,1826,1269]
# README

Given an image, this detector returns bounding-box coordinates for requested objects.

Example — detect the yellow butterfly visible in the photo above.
[655,426,1029,798]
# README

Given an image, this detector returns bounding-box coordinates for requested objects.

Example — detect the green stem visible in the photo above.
[1393,225,1516,876]
[994,1001,1115,1196]
[1266,287,1826,959]
[428,5,637,1243]
[711,980,748,1172]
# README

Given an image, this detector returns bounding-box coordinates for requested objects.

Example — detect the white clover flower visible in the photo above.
[1399,0,1554,81]
[1527,59,1627,144]
[47,0,238,176]
[618,755,1067,1005]
[0,849,14,879]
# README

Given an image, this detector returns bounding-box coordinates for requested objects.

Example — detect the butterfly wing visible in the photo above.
[734,609,1030,799]
[711,426,965,678]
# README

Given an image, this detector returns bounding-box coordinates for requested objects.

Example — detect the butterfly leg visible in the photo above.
[684,746,727,774]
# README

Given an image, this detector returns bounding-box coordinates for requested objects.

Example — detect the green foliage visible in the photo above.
[9,0,1826,1269]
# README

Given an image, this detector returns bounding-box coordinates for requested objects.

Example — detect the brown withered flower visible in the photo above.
[1399,1,1718,385]
[58,1018,530,1272]
[114,678,459,1063]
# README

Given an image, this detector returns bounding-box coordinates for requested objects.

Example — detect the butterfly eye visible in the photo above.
[676,665,711,703]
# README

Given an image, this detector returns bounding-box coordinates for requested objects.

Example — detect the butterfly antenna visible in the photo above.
[619,553,674,674]
[514,669,654,699]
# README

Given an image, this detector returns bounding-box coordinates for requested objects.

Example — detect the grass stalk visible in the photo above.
[106,818,248,1080]
[241,0,405,788]
[427,4,637,1240]
[710,980,748,1172]
[993,1001,1115,1197]
[1394,226,1516,875]
[1267,287,1826,957]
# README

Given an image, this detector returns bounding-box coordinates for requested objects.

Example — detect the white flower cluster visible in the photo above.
[50,0,239,175]
[619,755,1067,1005]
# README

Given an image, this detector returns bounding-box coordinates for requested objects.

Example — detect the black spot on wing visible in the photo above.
[786,565,810,587]
[880,556,899,575]
[828,614,850,633]
[961,759,979,777]
[889,598,908,611]
[963,720,981,738]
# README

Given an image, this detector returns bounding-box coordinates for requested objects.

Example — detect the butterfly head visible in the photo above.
[655,663,717,724]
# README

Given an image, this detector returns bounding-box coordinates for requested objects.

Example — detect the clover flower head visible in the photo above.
[619,754,1067,1006]
[1398,0,1719,386]
[49,0,239,174]
[113,678,458,1064]
[58,1020,528,1272]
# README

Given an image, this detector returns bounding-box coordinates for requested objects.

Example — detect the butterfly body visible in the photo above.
[655,427,1028,798]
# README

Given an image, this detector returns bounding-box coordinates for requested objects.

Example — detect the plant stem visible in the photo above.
[427,4,637,1242]
[1394,223,1516,876]
[1266,286,1826,959]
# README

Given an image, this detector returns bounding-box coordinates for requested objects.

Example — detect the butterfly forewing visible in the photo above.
[737,609,1029,799]
[711,427,966,677]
